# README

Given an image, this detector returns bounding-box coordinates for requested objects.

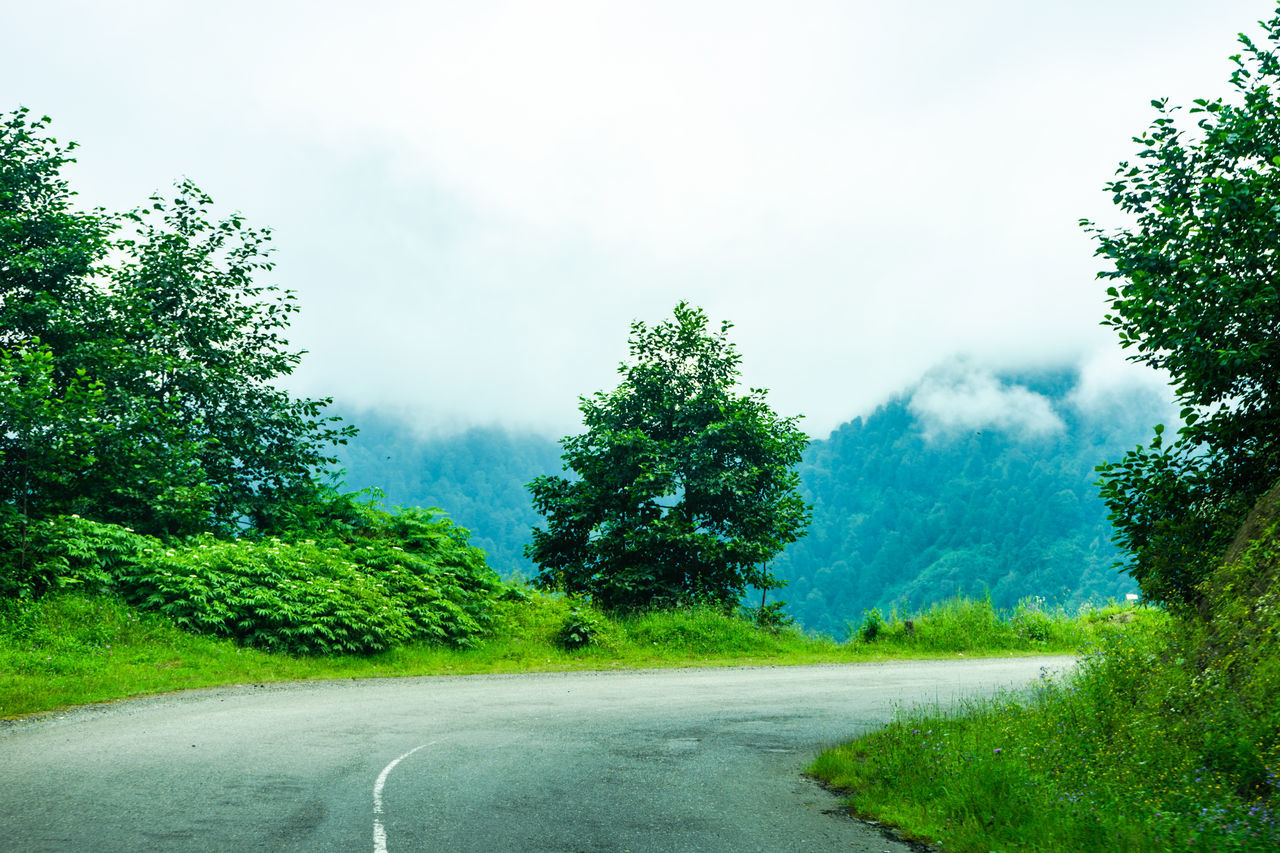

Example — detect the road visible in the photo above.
[0,656,1070,852]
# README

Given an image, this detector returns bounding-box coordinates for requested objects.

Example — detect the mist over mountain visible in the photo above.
[774,365,1164,636]
[334,364,1170,635]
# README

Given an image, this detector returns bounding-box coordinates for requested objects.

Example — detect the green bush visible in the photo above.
[741,600,796,632]
[556,599,604,650]
[115,515,501,655]
[0,502,506,656]
[1009,595,1055,643]
[857,607,885,642]
[0,512,151,599]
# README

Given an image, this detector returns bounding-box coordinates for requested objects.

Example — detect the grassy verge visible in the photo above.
[809,489,1280,853]
[810,613,1278,852]
[1,592,1151,720]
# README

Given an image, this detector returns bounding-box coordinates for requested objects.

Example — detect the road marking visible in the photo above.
[373,742,432,853]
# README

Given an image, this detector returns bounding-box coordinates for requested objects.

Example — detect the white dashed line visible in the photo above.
[373,742,432,853]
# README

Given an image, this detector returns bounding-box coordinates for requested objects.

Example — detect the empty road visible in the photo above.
[0,657,1069,852]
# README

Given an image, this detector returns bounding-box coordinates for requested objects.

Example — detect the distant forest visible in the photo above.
[336,368,1165,636]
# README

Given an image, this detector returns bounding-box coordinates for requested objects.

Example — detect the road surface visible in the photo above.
[0,656,1070,852]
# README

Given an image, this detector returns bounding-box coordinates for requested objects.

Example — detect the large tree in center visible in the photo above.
[525,303,810,611]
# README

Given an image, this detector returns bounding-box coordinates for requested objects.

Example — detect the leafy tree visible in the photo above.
[1082,9,1280,607]
[525,302,810,611]
[108,180,355,534]
[0,107,352,543]
[0,108,111,361]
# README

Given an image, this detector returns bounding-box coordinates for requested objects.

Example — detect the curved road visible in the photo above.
[0,657,1069,852]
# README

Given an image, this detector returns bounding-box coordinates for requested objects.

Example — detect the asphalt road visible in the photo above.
[0,656,1070,852]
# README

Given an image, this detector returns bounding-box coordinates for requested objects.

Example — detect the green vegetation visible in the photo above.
[5,504,504,656]
[338,371,1158,636]
[0,108,510,665]
[1084,8,1280,611]
[810,483,1280,852]
[0,591,1145,720]
[0,108,353,547]
[776,369,1150,635]
[526,302,810,612]
[335,422,564,578]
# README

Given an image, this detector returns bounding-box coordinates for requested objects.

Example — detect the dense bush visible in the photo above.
[1,502,504,656]
[555,599,605,650]
[0,512,150,599]
[118,508,500,655]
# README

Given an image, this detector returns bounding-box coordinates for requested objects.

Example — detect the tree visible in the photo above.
[1082,8,1280,607]
[525,302,810,611]
[0,107,352,540]
[107,179,355,534]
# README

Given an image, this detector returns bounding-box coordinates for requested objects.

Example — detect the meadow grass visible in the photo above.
[809,614,1280,852]
[0,591,1150,720]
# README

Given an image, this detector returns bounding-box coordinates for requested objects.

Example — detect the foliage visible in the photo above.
[0,106,352,551]
[857,607,884,642]
[774,369,1147,636]
[0,497,503,656]
[109,180,356,534]
[555,599,605,650]
[741,600,795,632]
[813,618,1278,852]
[1083,9,1280,607]
[2,590,1147,719]
[0,511,152,600]
[340,370,1152,634]
[526,302,810,612]
[110,505,502,655]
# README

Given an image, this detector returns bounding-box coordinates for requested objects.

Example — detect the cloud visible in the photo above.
[0,0,1266,439]
[908,365,1065,440]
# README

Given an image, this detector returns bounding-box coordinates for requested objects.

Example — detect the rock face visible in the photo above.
[1220,480,1280,572]
[1194,479,1280,671]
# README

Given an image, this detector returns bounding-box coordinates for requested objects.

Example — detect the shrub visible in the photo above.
[858,607,885,642]
[556,599,604,650]
[0,512,151,599]
[1009,595,1054,643]
[113,523,501,655]
[742,600,796,632]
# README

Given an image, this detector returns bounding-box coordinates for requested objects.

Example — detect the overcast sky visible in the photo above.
[3,0,1268,438]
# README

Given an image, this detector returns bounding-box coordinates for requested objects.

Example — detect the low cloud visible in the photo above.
[909,365,1065,440]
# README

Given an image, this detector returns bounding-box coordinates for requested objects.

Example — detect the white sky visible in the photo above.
[2,0,1266,438]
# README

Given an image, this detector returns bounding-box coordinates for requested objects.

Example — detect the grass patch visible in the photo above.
[810,610,1280,852]
[1,591,1153,719]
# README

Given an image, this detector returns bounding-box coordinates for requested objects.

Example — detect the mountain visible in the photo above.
[333,365,1169,634]
[773,366,1160,636]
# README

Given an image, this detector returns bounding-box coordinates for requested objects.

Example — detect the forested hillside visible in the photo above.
[775,368,1158,635]
[336,366,1168,636]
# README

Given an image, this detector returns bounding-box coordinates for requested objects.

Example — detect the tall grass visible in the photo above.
[1,591,1152,719]
[810,616,1278,852]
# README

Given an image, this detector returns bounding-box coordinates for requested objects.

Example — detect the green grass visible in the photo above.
[810,609,1280,852]
[0,591,1150,720]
